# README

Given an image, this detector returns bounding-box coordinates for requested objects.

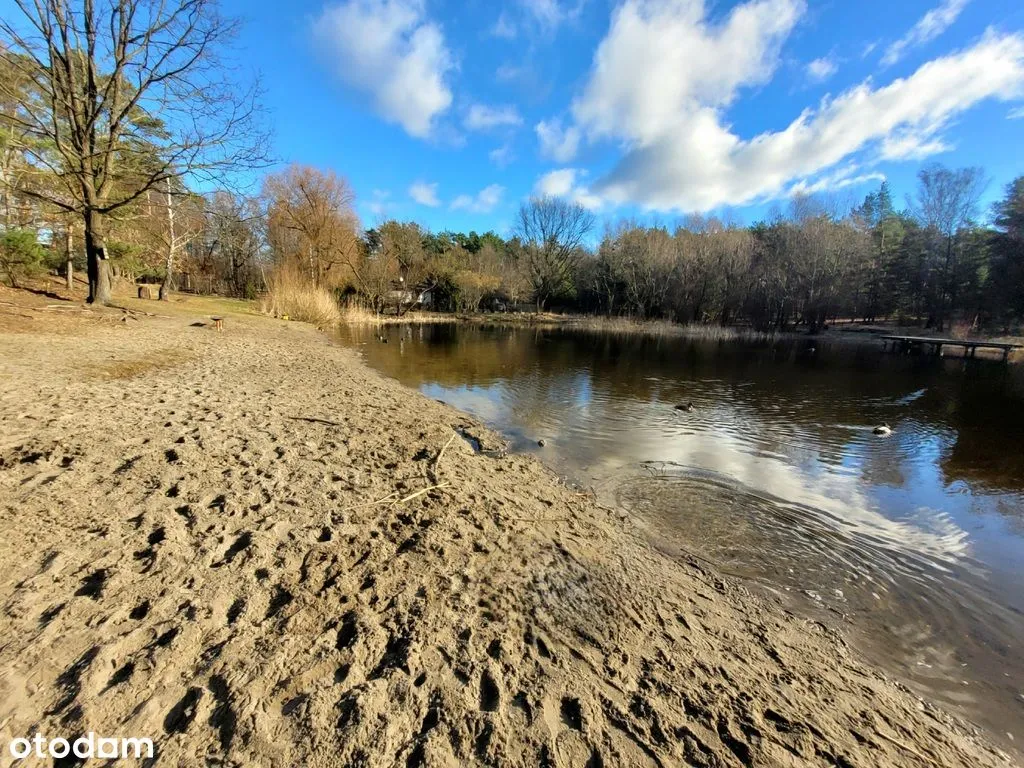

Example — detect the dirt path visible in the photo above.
[0,294,1016,767]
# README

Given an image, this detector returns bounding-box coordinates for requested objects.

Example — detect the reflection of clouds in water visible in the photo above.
[353,325,1024,745]
[567,405,971,567]
[423,375,970,567]
[421,383,508,424]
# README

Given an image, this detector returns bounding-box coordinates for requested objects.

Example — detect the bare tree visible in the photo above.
[201,190,265,297]
[0,0,269,304]
[161,178,177,300]
[910,164,986,330]
[514,196,595,311]
[263,164,361,289]
[139,179,204,299]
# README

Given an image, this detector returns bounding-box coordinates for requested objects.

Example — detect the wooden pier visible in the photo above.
[880,335,1023,362]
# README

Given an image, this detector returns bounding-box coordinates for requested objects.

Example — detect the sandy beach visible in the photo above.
[0,290,1016,767]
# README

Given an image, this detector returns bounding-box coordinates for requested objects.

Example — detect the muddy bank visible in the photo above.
[0,296,1016,767]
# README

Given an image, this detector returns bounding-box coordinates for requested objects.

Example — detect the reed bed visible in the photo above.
[340,306,779,341]
[556,315,777,342]
[340,305,460,325]
[259,269,341,327]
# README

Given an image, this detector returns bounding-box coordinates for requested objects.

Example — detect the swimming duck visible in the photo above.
[675,402,695,412]
[873,424,892,436]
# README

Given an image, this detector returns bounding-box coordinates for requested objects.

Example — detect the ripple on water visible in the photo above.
[614,466,1024,743]
[344,323,1024,751]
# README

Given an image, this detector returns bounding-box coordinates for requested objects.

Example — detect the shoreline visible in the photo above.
[344,309,1024,362]
[0,291,1017,766]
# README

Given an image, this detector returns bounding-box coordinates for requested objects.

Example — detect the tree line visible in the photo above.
[2,1,1022,333]
[581,171,1024,333]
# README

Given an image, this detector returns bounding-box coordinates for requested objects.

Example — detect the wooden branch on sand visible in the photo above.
[342,483,451,511]
[288,415,344,427]
[391,483,450,506]
[428,431,458,483]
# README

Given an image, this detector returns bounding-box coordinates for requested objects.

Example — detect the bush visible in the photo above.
[107,240,162,282]
[0,229,46,287]
[260,267,341,326]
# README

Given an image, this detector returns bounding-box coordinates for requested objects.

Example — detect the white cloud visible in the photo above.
[594,32,1024,211]
[496,63,523,82]
[491,11,517,39]
[533,169,602,209]
[553,0,1024,212]
[535,119,581,162]
[535,168,578,196]
[1008,106,1024,119]
[366,189,392,218]
[451,184,505,213]
[573,0,805,144]
[465,104,523,131]
[787,166,886,197]
[409,181,441,207]
[882,0,970,66]
[879,132,952,160]
[807,56,838,82]
[489,143,515,167]
[520,0,583,30]
[313,0,453,138]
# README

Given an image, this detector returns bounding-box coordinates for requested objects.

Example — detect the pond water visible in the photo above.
[341,323,1024,747]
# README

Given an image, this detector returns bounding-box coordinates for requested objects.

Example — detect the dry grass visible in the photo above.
[260,269,341,327]
[469,312,778,342]
[554,315,777,342]
[340,307,776,340]
[340,305,461,326]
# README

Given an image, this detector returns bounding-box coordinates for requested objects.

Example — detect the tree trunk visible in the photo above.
[160,178,175,300]
[65,228,74,292]
[936,236,953,333]
[85,210,112,305]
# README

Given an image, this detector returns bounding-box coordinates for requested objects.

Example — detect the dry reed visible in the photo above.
[260,268,341,327]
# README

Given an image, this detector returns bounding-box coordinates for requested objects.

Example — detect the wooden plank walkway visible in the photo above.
[880,335,1024,362]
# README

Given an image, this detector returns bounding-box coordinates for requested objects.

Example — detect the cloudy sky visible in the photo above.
[212,0,1021,231]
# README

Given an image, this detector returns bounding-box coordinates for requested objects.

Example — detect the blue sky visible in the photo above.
[7,0,1024,234]
[211,0,1024,235]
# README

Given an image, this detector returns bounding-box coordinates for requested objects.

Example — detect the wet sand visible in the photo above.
[0,290,1017,767]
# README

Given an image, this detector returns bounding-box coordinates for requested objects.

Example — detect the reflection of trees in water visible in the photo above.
[347,325,1024,497]
[937,374,1024,499]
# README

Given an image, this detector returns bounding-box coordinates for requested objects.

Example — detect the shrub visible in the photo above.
[0,229,46,287]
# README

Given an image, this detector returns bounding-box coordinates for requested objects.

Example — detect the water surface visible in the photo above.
[342,323,1024,746]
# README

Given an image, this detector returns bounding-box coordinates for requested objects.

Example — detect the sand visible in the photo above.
[0,290,1016,767]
